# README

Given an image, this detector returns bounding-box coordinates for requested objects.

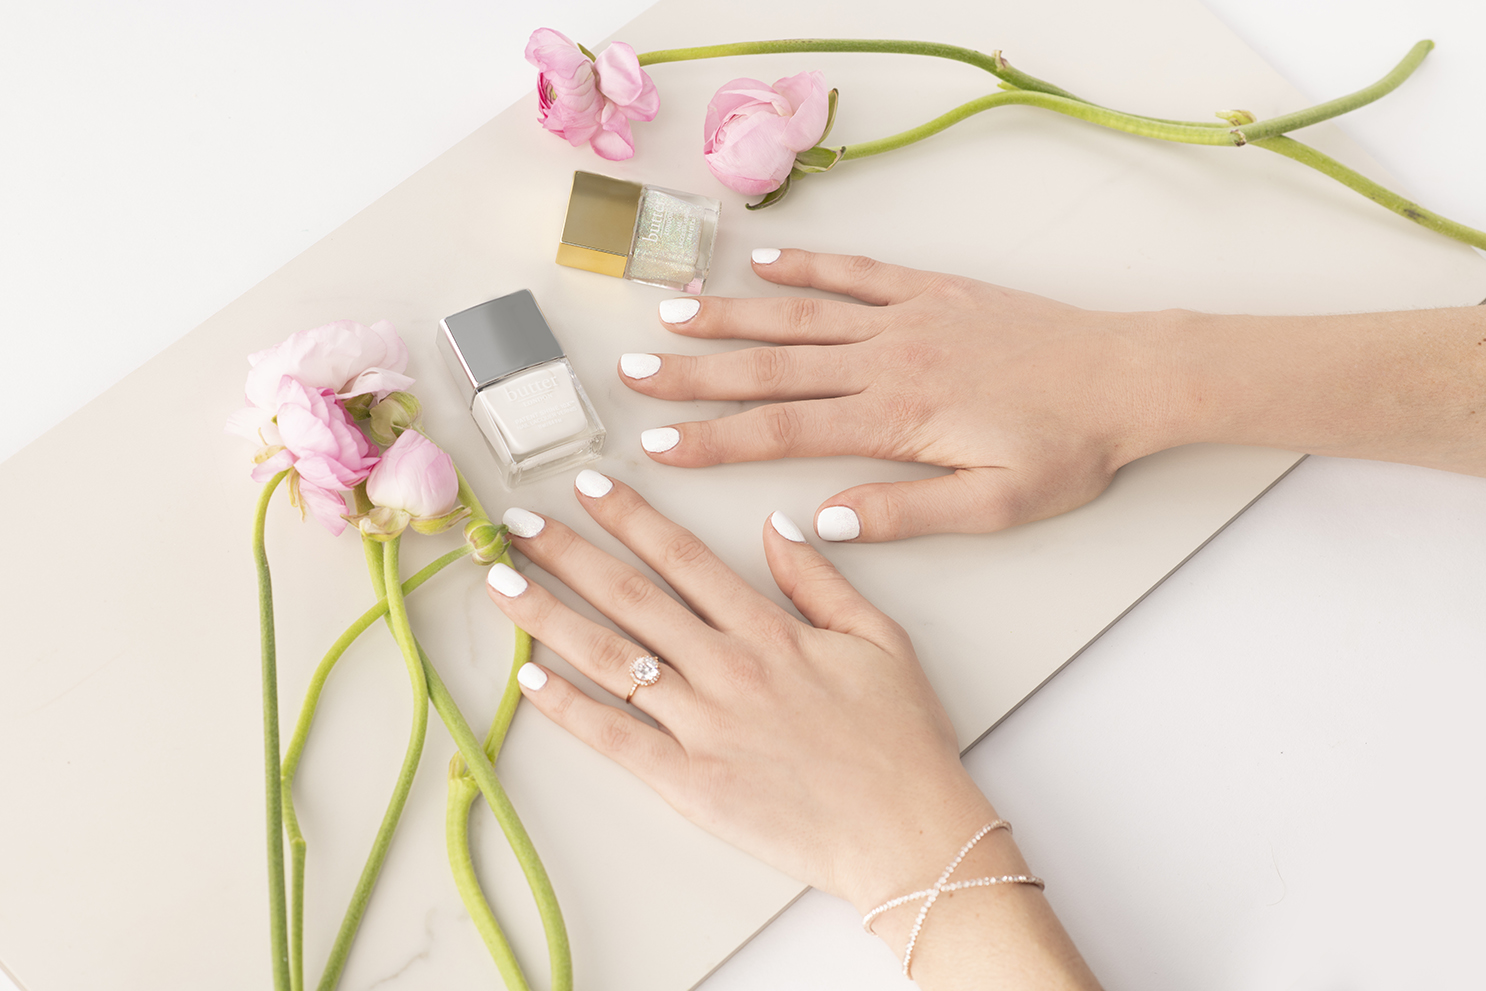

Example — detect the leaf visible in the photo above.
[792,145,844,174]
[745,174,794,211]
[577,42,598,61]
[819,88,840,143]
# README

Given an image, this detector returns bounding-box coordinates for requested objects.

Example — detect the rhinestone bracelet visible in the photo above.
[860,819,1045,978]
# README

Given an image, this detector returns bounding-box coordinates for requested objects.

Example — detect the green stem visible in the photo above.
[424,649,572,991]
[443,550,535,985]
[253,470,292,991]
[1253,134,1486,249]
[840,89,1236,160]
[1233,40,1433,143]
[280,543,473,991]
[445,771,533,991]
[314,538,431,991]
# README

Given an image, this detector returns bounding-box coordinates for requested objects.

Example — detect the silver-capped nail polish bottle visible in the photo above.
[556,170,721,294]
[438,290,605,488]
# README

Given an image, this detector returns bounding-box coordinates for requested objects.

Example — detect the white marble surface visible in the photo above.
[4,2,1485,989]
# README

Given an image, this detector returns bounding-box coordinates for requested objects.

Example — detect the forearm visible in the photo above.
[1156,305,1486,473]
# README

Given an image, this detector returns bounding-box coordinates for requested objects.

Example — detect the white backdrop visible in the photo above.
[4,1,1485,988]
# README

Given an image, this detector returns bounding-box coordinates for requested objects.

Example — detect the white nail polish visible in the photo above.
[751,248,782,265]
[620,352,663,379]
[769,511,807,543]
[517,662,548,691]
[816,506,861,542]
[641,427,681,453]
[502,507,545,538]
[657,298,701,324]
[575,469,614,498]
[486,562,529,597]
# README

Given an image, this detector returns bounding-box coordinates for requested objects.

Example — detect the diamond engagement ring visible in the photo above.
[625,654,662,703]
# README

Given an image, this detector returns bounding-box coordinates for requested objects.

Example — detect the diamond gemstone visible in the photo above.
[630,655,660,685]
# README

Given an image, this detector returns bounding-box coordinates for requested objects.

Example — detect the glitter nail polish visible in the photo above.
[556,171,720,294]
[438,290,605,488]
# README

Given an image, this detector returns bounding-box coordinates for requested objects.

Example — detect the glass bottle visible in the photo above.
[555,170,721,294]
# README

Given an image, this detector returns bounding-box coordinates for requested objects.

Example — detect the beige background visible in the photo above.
[2,0,1483,989]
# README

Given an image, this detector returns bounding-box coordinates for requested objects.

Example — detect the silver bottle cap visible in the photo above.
[438,290,568,406]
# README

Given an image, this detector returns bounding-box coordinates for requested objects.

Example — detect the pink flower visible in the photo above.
[366,430,458,519]
[703,72,831,195]
[248,377,380,535]
[525,28,659,161]
[226,319,413,444]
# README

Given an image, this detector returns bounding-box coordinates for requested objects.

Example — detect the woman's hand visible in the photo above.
[486,473,1099,988]
[619,248,1190,542]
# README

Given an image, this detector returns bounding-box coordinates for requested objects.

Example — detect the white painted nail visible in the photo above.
[769,511,806,543]
[486,562,528,597]
[620,352,663,379]
[501,507,545,539]
[575,469,614,498]
[641,427,681,453]
[658,297,701,324]
[816,506,861,542]
[517,662,548,691]
[751,248,782,265]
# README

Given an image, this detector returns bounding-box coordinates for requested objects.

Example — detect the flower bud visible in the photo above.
[368,391,423,447]
[465,520,510,565]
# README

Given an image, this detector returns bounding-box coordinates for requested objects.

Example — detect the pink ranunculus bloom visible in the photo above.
[225,319,413,445]
[525,28,659,161]
[247,376,379,535]
[703,71,831,195]
[365,429,460,523]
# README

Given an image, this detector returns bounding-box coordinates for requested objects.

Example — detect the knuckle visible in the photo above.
[747,611,800,652]
[756,402,806,453]
[609,568,660,611]
[655,528,712,574]
[843,254,880,280]
[781,296,824,338]
[545,683,576,721]
[746,345,794,393]
[596,709,635,754]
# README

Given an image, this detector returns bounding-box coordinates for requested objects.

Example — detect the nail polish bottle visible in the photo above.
[437,290,605,488]
[556,170,721,294]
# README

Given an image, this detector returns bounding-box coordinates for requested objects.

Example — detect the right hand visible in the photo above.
[621,248,1189,542]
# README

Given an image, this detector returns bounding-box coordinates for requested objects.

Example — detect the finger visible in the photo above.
[485,561,694,716]
[749,248,940,306]
[569,473,782,633]
[654,293,882,345]
[513,662,684,784]
[641,394,918,467]
[761,511,906,650]
[620,344,869,402]
[814,467,1110,542]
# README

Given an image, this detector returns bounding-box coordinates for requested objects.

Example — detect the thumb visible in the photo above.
[813,467,1107,542]
[761,511,905,648]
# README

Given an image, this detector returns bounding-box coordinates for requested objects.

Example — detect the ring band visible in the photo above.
[625,654,662,703]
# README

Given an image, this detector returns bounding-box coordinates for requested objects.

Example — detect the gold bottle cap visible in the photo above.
[556,171,643,278]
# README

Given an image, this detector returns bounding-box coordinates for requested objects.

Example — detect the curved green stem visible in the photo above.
[425,649,571,991]
[1253,134,1486,249]
[840,89,1236,161]
[280,542,473,989]
[443,550,535,986]
[314,538,430,991]
[253,470,292,991]
[1234,40,1432,143]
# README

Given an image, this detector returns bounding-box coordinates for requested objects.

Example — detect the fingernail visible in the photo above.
[769,510,806,543]
[816,506,861,542]
[658,298,701,324]
[751,248,782,265]
[486,562,528,597]
[502,507,545,538]
[641,427,680,453]
[575,469,613,498]
[517,662,548,691]
[620,352,663,379]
